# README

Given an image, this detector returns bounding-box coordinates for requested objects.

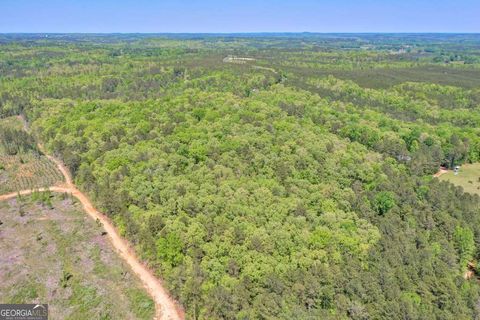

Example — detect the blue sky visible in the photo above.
[0,0,478,33]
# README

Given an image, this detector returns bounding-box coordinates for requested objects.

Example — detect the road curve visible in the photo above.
[2,116,184,320]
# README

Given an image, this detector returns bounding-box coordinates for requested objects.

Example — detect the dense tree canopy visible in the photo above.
[1,34,480,319]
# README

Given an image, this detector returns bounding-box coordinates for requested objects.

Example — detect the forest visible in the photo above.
[1,33,480,319]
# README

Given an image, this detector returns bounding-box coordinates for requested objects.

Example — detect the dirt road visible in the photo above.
[2,116,184,320]
[433,168,448,178]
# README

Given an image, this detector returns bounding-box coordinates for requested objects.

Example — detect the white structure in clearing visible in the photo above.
[223,55,256,64]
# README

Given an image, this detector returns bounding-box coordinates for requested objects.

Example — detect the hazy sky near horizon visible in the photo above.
[0,0,478,33]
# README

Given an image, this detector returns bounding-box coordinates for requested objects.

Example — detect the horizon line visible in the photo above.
[1,32,480,35]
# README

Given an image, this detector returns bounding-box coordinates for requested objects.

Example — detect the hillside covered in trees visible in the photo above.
[1,34,480,319]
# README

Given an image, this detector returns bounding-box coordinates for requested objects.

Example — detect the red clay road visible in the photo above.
[1,116,184,320]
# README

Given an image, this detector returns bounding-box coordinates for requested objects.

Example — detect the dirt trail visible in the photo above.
[433,168,448,178]
[1,116,184,320]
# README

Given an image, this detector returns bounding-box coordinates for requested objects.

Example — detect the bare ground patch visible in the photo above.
[0,194,155,319]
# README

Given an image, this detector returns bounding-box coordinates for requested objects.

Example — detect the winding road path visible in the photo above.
[0,117,184,320]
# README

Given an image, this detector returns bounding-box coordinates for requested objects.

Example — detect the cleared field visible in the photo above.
[438,163,480,195]
[0,116,24,130]
[0,154,63,193]
[0,194,155,319]
[0,116,63,193]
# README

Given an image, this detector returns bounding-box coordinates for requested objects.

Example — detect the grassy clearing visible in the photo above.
[0,194,155,319]
[439,163,480,196]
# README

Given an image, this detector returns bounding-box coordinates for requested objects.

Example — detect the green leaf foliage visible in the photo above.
[1,34,480,319]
